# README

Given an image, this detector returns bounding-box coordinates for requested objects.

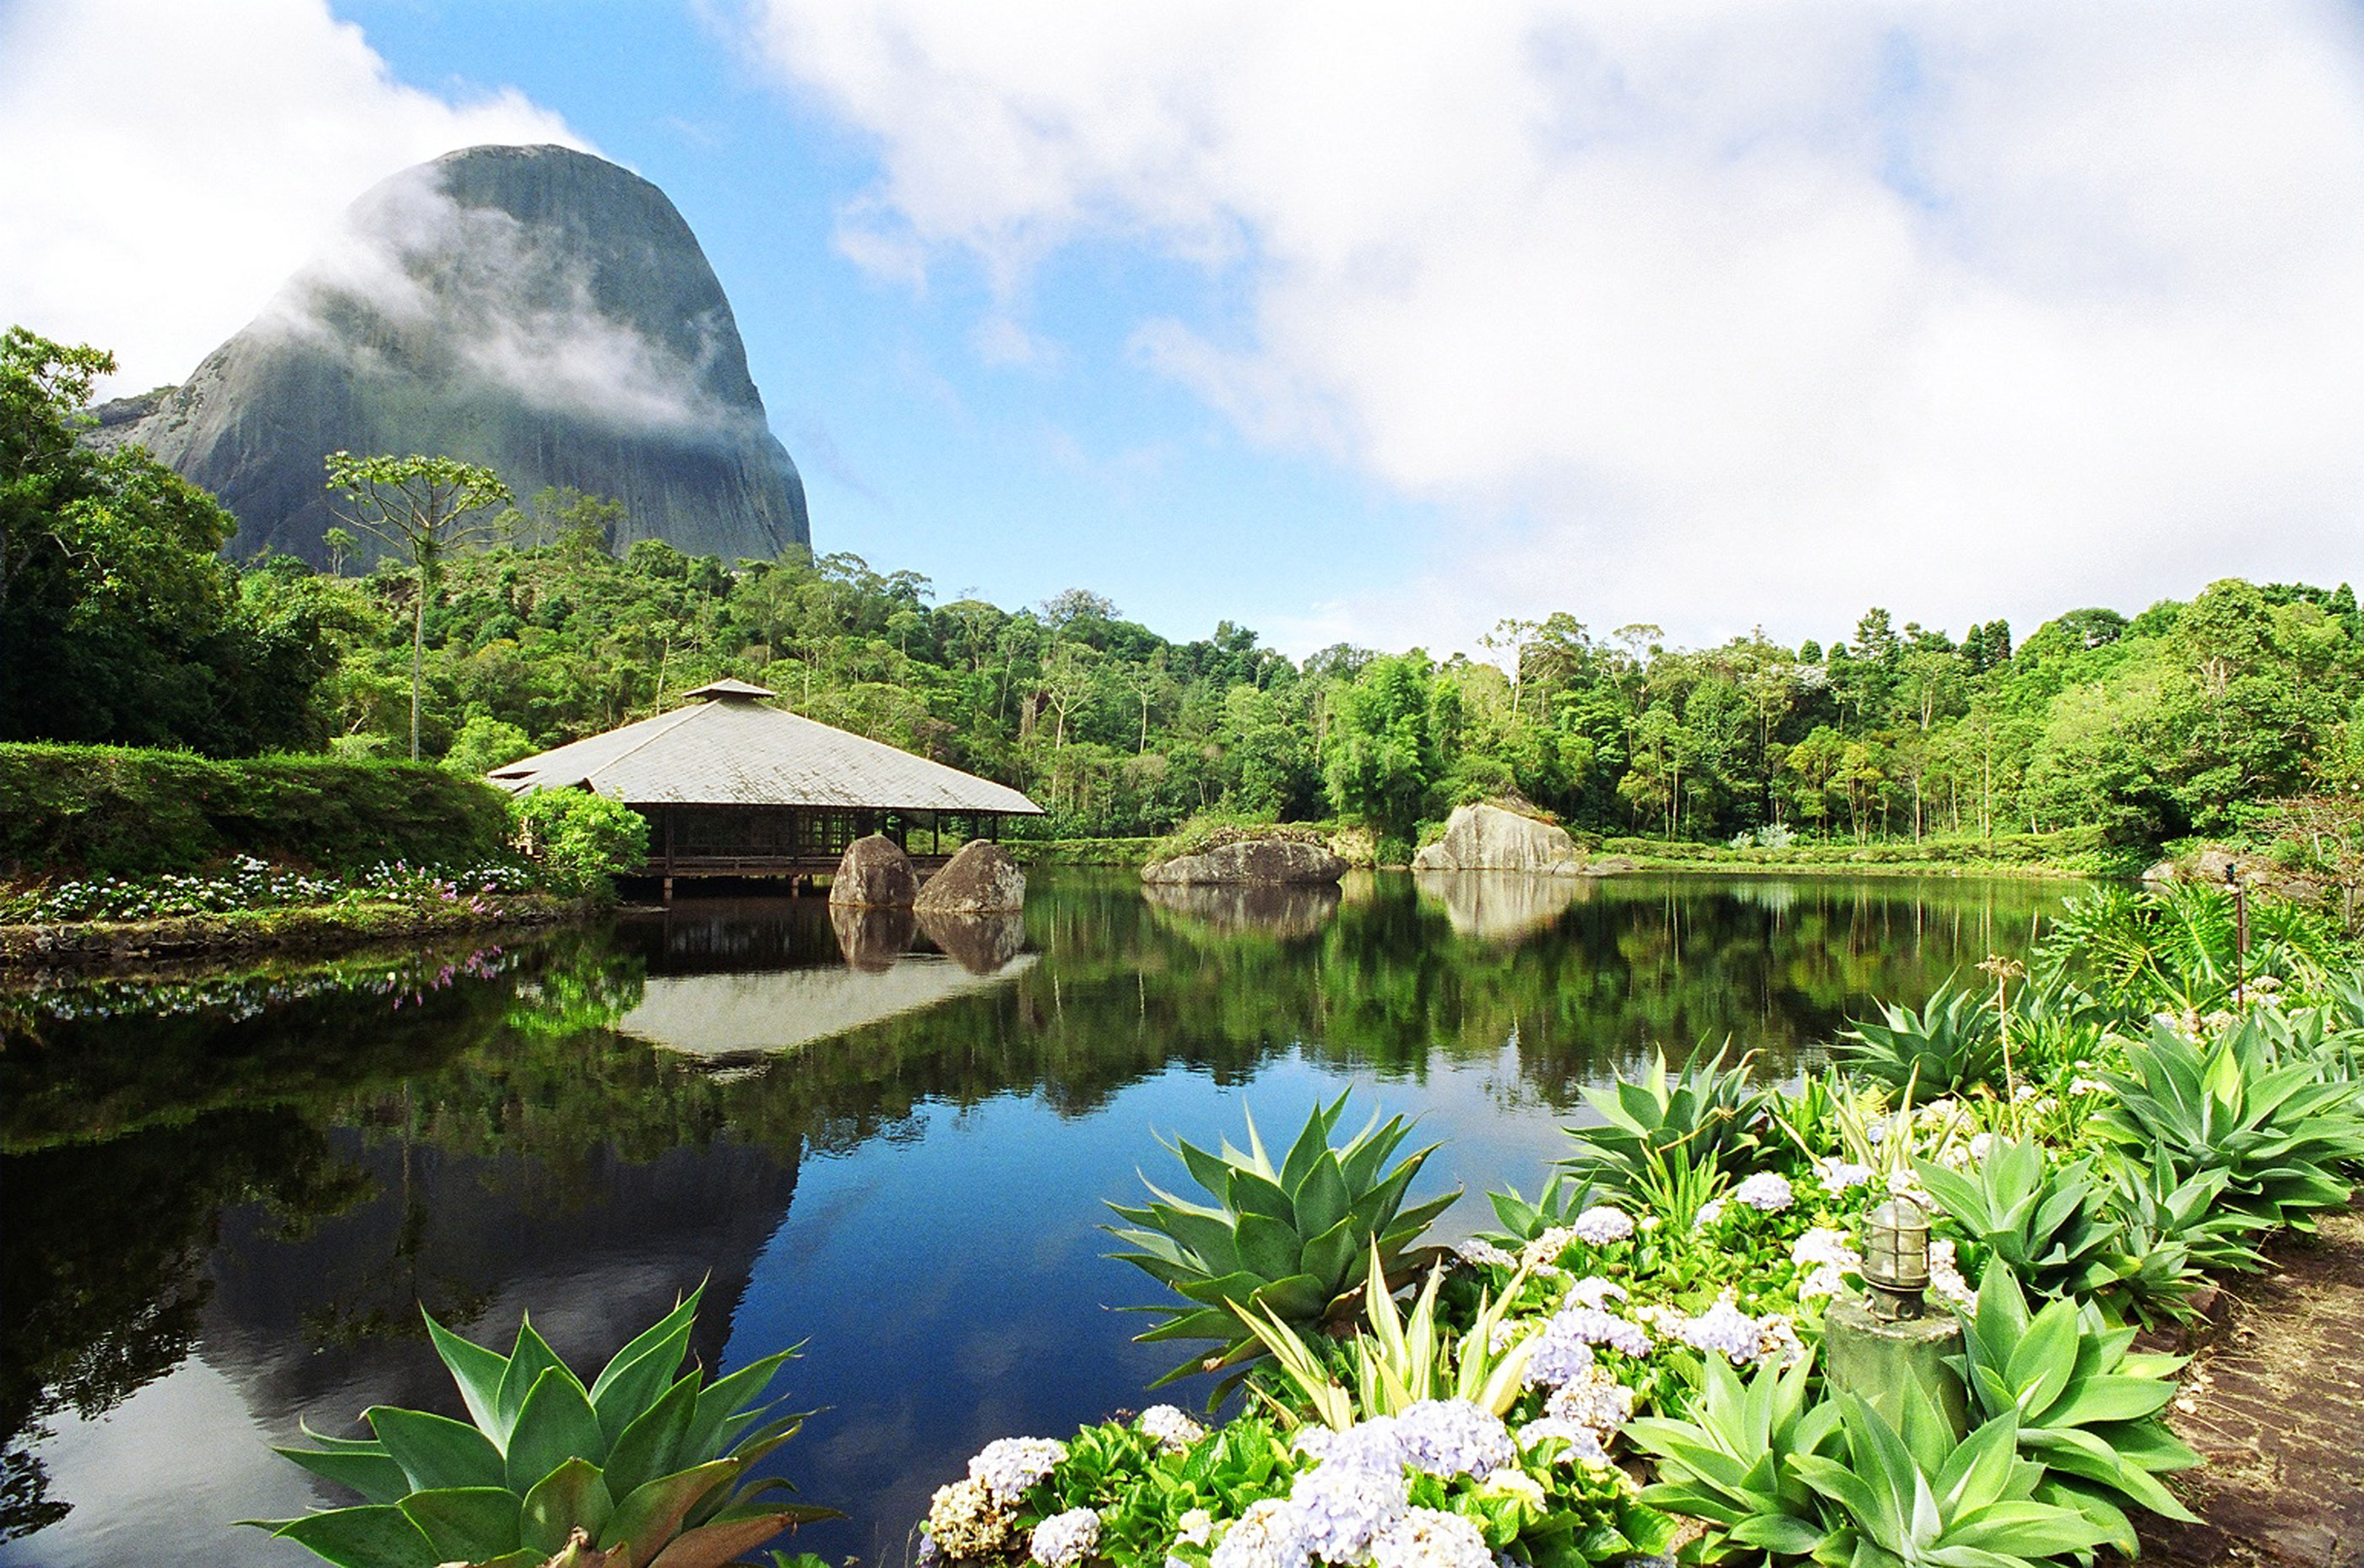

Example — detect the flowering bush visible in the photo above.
[0,853,541,924]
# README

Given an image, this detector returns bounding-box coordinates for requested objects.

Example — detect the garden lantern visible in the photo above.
[1862,1196,1931,1321]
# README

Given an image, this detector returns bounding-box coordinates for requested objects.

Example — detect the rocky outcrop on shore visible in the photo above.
[1141,837,1347,886]
[1412,803,1587,875]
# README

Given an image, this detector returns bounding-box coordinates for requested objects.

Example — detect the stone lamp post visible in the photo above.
[1825,1197,1968,1435]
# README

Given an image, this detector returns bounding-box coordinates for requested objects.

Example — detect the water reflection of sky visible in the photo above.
[0,870,2083,1567]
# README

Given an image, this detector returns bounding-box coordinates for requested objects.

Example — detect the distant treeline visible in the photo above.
[8,326,2360,859]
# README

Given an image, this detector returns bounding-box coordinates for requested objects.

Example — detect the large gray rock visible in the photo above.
[1412,804,1586,875]
[829,834,919,909]
[1141,837,1347,886]
[914,840,1026,915]
[90,144,810,567]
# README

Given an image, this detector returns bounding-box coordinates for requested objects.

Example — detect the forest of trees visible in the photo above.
[9,328,2361,859]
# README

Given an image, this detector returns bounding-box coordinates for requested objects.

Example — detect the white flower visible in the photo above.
[1798,1264,1849,1299]
[1295,1418,1407,1475]
[1544,1365,1635,1436]
[1031,1508,1102,1567]
[1756,1314,1806,1367]
[1884,1167,1931,1206]
[1289,1459,1409,1562]
[1517,1226,1580,1270]
[1177,1511,1216,1547]
[1732,1172,1794,1213]
[1790,1227,1860,1270]
[1562,1276,1629,1310]
[1570,1206,1635,1245]
[2012,1083,2041,1103]
[1967,1131,1996,1161]
[1140,1405,1206,1453]
[1521,1319,1597,1389]
[1454,1237,1516,1269]
[1368,1508,1494,1568]
[2068,1077,2111,1098]
[969,1437,1067,1506]
[1211,1499,1311,1568]
[1392,1400,1515,1478]
[915,1532,943,1568]
[927,1478,1017,1559]
[1669,1295,1765,1364]
[1560,1305,1651,1358]
[1515,1419,1608,1463]
[1866,1116,1891,1145]
[1693,1198,1727,1227]
[1812,1157,1872,1191]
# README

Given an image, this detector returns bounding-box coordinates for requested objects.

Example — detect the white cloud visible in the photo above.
[267,162,747,437]
[745,1,2364,648]
[0,0,586,393]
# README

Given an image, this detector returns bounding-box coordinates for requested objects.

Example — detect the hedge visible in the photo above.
[1597,825,2112,869]
[0,744,513,879]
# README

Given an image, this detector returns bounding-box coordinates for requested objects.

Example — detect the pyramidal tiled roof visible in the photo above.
[488,691,1044,815]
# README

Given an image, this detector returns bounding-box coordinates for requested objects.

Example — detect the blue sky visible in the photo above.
[5,1,2362,656]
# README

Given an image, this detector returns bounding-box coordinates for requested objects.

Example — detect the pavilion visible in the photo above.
[487,678,1044,890]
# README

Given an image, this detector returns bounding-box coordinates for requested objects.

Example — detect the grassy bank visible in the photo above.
[0,743,512,879]
[1594,824,2134,878]
[0,893,580,968]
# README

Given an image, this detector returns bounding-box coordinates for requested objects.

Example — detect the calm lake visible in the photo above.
[0,870,2083,1568]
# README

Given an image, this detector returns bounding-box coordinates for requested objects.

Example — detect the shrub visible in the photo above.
[0,742,511,878]
[511,789,649,902]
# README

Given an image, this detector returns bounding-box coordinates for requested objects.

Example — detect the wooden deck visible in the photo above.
[643,853,954,880]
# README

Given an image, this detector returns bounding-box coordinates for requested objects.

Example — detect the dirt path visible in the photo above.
[2136,1202,2364,1567]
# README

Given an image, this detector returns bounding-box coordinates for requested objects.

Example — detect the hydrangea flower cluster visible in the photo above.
[1640,1294,1803,1367]
[1367,1508,1494,1568]
[1811,1157,1873,1191]
[1516,1227,1579,1271]
[1561,1277,1627,1310]
[1543,1365,1635,1438]
[1731,1172,1793,1213]
[1929,1237,1976,1309]
[1514,1417,1607,1462]
[1030,1508,1102,1567]
[926,1478,1016,1559]
[970,1436,1068,1506]
[1391,1401,1514,1479]
[1288,1459,1410,1561]
[1453,1237,1516,1269]
[1140,1404,1206,1452]
[1570,1205,1635,1245]
[1693,1198,1727,1227]
[1210,1498,1309,1568]
[1790,1226,1862,1299]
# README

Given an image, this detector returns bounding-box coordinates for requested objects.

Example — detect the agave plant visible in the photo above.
[1626,1351,1840,1561]
[1104,1092,1459,1392]
[1953,1265,2199,1554]
[2094,1148,2269,1326]
[1832,982,2004,1095]
[1557,1043,1770,1201]
[1234,1242,1542,1429]
[2096,1017,2364,1229]
[249,1288,832,1568]
[1791,1393,2112,1568]
[1912,1137,2121,1302]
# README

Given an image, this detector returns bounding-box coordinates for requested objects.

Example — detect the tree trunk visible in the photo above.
[410,572,427,759]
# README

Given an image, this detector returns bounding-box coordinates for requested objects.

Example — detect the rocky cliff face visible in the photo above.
[92,144,810,565]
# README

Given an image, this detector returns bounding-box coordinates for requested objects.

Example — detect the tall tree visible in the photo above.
[325,451,512,758]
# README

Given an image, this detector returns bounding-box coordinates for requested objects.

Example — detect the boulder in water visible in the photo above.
[829,834,919,909]
[914,839,1026,914]
[1141,837,1346,886]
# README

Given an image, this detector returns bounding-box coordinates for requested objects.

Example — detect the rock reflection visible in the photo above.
[917,909,1027,974]
[1413,871,1591,943]
[1140,882,1342,940]
[829,903,917,970]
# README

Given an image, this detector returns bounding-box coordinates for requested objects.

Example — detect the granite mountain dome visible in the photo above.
[91,144,810,565]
